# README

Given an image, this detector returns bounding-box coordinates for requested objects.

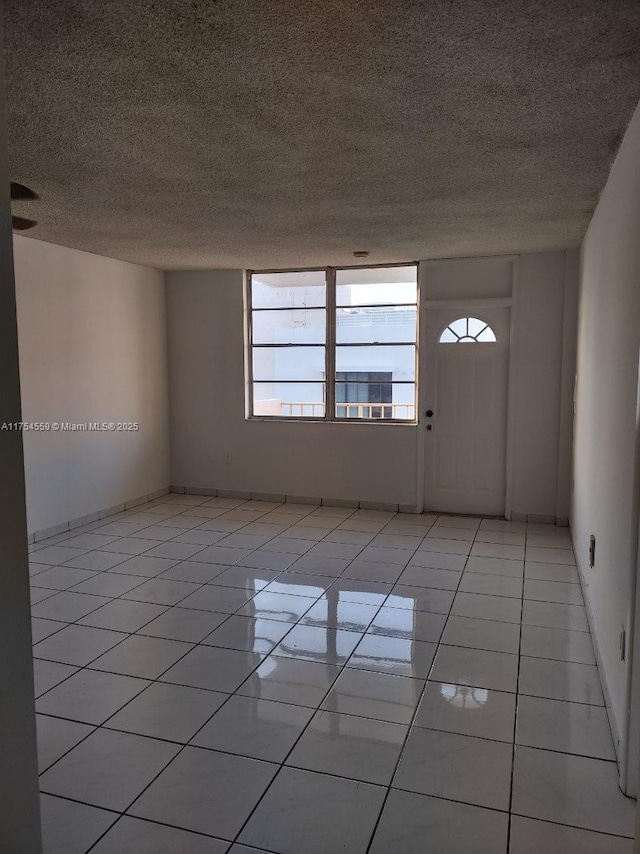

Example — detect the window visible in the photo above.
[439,316,497,343]
[335,266,417,421]
[247,265,417,421]
[249,270,327,418]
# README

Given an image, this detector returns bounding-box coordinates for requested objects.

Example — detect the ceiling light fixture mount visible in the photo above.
[10,182,38,230]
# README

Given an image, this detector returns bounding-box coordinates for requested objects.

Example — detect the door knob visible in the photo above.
[426,409,433,418]
[426,424,433,431]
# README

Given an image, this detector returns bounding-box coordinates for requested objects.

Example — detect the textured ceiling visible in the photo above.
[5,0,640,270]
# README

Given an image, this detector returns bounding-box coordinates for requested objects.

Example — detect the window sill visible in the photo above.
[247,416,418,426]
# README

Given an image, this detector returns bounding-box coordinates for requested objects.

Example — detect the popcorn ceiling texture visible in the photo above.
[4,0,640,269]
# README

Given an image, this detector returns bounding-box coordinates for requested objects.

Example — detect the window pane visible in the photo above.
[335,385,415,420]
[439,328,457,343]
[336,306,417,343]
[477,327,497,342]
[252,346,325,382]
[253,382,325,418]
[251,271,326,308]
[467,317,486,336]
[252,308,326,344]
[336,375,392,404]
[336,266,417,306]
[335,345,416,381]
[450,318,467,337]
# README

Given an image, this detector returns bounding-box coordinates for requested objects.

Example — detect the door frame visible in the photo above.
[623,347,640,798]
[415,258,519,519]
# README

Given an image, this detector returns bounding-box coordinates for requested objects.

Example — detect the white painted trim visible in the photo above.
[249,492,286,502]
[416,262,428,512]
[30,486,171,540]
[360,500,400,512]
[504,257,519,521]
[423,297,512,309]
[556,250,579,523]
[246,263,418,424]
[322,496,359,508]
[243,271,252,419]
[286,495,322,505]
[177,486,418,514]
[623,348,640,795]
[419,253,519,267]
[98,502,126,519]
[526,513,556,525]
[575,545,624,780]
[148,486,170,501]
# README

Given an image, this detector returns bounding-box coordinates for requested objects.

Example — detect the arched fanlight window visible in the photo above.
[439,317,497,343]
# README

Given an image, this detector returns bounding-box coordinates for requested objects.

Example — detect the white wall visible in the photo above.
[168,270,418,507]
[572,100,640,785]
[511,251,578,522]
[168,252,576,514]
[13,237,170,534]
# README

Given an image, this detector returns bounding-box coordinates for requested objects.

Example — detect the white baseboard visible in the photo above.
[574,547,624,782]
[175,485,419,514]
[30,486,171,541]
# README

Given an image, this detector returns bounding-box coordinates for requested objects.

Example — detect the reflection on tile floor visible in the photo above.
[30,497,635,852]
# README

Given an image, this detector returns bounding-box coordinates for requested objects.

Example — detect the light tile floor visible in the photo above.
[29,496,636,853]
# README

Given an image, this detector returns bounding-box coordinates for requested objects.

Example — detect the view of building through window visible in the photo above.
[249,265,417,420]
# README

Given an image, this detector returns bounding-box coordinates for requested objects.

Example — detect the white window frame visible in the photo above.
[246,263,419,423]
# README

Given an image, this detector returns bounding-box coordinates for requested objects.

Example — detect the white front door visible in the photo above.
[423,308,510,516]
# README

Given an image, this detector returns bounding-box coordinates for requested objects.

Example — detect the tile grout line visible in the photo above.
[39,782,637,854]
[46,498,364,852]
[221,514,438,849]
[32,498,331,699]
[506,518,528,852]
[362,515,476,853]
[31,506,585,710]
[36,508,450,828]
[36,660,604,724]
[31,501,610,851]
